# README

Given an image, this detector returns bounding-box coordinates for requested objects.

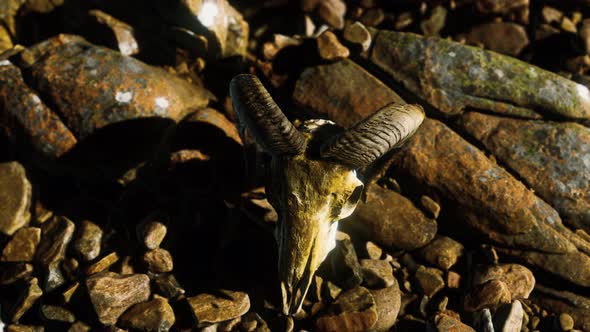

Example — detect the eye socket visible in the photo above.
[330,184,364,221]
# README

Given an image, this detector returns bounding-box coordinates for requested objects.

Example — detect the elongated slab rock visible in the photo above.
[392,119,575,254]
[293,59,404,128]
[532,285,590,331]
[0,62,77,158]
[15,34,211,139]
[458,112,590,232]
[370,30,590,119]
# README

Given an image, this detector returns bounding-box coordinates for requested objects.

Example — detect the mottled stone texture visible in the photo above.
[344,184,436,251]
[293,59,404,128]
[392,119,575,254]
[370,30,590,119]
[459,112,590,232]
[0,162,31,235]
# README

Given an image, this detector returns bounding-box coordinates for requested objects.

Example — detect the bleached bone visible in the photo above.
[230,74,424,315]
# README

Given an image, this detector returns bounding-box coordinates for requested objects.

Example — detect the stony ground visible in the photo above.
[1,0,590,331]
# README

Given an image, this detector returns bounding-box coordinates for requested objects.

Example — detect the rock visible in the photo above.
[558,313,575,331]
[10,278,42,322]
[344,184,436,251]
[561,17,577,33]
[1,60,74,153]
[86,272,151,325]
[138,221,167,250]
[0,162,32,235]
[6,325,44,332]
[476,0,528,14]
[293,59,404,128]
[360,8,385,27]
[431,312,476,332]
[153,273,185,299]
[42,261,65,291]
[1,227,40,262]
[464,22,529,56]
[35,216,75,266]
[40,305,75,323]
[119,297,175,331]
[0,24,12,53]
[72,220,102,262]
[363,241,382,260]
[464,279,512,312]
[580,19,590,54]
[360,259,394,288]
[61,282,79,304]
[317,0,346,29]
[343,22,371,52]
[324,280,343,301]
[414,265,445,298]
[317,31,349,61]
[370,30,590,119]
[170,0,248,58]
[392,119,576,255]
[86,252,119,275]
[0,263,33,285]
[370,283,401,332]
[420,6,447,37]
[417,236,463,270]
[493,300,524,332]
[88,10,138,56]
[15,35,211,139]
[458,112,590,233]
[142,248,173,273]
[315,286,378,332]
[23,0,63,13]
[262,34,303,61]
[67,321,90,332]
[419,195,440,219]
[447,271,461,289]
[532,285,590,331]
[474,308,494,332]
[187,290,250,326]
[325,238,363,289]
[473,264,535,299]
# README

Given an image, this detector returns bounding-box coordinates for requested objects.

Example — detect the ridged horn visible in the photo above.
[320,103,425,169]
[230,74,305,155]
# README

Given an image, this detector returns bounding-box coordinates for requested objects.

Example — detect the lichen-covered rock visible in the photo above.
[293,59,404,128]
[187,290,250,326]
[86,272,150,325]
[458,112,590,233]
[473,264,535,299]
[16,34,211,139]
[0,161,32,235]
[1,227,40,262]
[315,286,378,332]
[344,184,437,251]
[119,297,175,331]
[370,30,590,119]
[417,236,463,270]
[0,62,77,158]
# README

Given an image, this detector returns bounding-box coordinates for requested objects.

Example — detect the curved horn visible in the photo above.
[320,103,425,169]
[230,74,305,155]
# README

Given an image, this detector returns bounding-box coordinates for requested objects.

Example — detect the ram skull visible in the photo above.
[230,74,424,315]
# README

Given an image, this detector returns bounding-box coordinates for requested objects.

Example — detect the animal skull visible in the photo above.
[230,74,424,315]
